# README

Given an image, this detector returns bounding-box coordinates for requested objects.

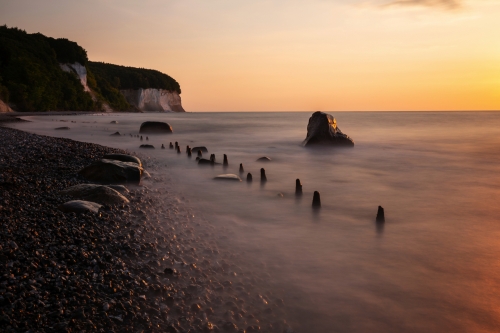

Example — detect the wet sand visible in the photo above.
[0,127,290,333]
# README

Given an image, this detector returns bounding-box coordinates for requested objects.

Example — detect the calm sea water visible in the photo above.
[11,112,500,333]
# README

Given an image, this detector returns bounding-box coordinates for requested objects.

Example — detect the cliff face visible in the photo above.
[0,99,13,113]
[120,89,185,112]
[60,63,91,92]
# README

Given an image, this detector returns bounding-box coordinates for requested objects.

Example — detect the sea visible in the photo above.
[9,111,500,333]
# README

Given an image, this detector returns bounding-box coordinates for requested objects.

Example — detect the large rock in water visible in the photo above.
[60,184,129,205]
[303,111,354,146]
[79,159,142,184]
[139,121,173,134]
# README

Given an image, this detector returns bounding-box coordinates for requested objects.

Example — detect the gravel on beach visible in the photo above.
[0,127,290,333]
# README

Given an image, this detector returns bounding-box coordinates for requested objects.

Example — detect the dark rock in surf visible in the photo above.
[176,146,181,153]
[303,111,354,146]
[192,146,208,153]
[214,174,242,181]
[55,127,70,130]
[247,173,253,182]
[169,142,174,149]
[187,148,192,157]
[103,154,142,167]
[376,206,385,222]
[139,121,173,134]
[223,154,228,166]
[312,191,321,208]
[140,144,155,149]
[239,163,244,174]
[110,132,121,136]
[257,157,271,162]
[79,159,142,184]
[198,158,212,165]
[295,179,303,195]
[161,144,165,149]
[110,120,118,124]
[197,150,203,157]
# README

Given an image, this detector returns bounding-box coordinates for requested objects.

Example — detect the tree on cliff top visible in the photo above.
[88,62,181,94]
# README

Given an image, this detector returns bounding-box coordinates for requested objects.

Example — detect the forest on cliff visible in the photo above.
[0,25,181,111]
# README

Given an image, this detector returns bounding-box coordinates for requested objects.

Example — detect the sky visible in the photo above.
[1,0,499,111]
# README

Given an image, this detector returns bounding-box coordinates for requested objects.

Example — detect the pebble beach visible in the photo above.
[0,126,290,333]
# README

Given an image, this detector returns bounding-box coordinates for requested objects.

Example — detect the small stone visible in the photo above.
[214,174,242,181]
[103,303,110,311]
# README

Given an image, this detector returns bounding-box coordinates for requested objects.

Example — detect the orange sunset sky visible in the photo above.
[1,0,499,111]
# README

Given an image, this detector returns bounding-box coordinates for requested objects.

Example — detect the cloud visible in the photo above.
[381,0,463,10]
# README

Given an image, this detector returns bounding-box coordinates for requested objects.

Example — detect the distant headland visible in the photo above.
[0,25,184,112]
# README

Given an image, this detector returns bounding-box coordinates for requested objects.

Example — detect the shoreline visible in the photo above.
[0,127,290,333]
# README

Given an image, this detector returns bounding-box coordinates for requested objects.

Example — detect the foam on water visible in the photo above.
[11,112,500,333]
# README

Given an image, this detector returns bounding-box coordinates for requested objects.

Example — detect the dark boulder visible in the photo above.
[303,111,354,146]
[140,144,155,149]
[257,157,272,162]
[103,154,142,167]
[79,159,142,184]
[139,121,173,134]
[192,146,208,153]
[110,132,121,136]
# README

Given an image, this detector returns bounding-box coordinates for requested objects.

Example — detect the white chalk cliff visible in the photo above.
[60,62,184,112]
[60,63,91,92]
[120,89,185,112]
[0,99,13,113]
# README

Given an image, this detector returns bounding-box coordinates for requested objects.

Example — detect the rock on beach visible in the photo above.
[60,184,129,205]
[79,159,143,184]
[58,200,102,213]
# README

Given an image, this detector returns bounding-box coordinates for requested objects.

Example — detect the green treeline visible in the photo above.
[88,62,181,93]
[0,25,181,112]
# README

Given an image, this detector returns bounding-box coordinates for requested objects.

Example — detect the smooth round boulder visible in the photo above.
[79,159,142,184]
[139,121,173,134]
[103,154,142,167]
[257,157,272,162]
[59,200,102,214]
[107,185,129,195]
[110,120,118,124]
[60,184,129,205]
[214,174,242,181]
